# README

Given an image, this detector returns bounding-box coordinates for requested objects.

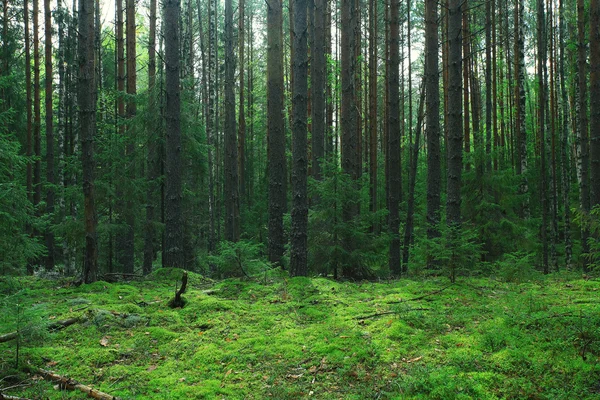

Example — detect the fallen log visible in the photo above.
[0,317,81,344]
[0,394,32,400]
[36,369,120,400]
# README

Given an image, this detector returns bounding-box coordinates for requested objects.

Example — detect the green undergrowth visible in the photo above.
[1,270,600,399]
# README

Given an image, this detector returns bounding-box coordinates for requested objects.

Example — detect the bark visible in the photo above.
[43,0,55,270]
[368,0,377,224]
[577,0,590,270]
[515,0,529,217]
[164,0,184,268]
[238,0,246,204]
[425,0,441,246]
[591,0,600,210]
[143,0,158,276]
[446,0,462,227]
[33,0,41,216]
[267,0,286,265]
[485,0,492,172]
[388,0,401,275]
[538,0,548,273]
[224,0,240,242]
[78,0,98,283]
[206,0,216,254]
[492,0,498,170]
[25,0,32,204]
[463,10,470,170]
[311,0,325,183]
[290,0,308,277]
[559,0,572,268]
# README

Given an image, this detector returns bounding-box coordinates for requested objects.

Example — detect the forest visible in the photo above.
[2,0,600,397]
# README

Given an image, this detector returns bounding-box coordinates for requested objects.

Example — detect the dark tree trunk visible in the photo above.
[591,0,600,211]
[267,0,286,265]
[143,0,158,276]
[33,0,41,219]
[425,0,441,252]
[78,0,98,283]
[538,0,548,273]
[311,0,325,183]
[164,0,184,268]
[290,0,308,277]
[25,0,32,205]
[463,10,470,171]
[368,0,377,226]
[44,0,55,270]
[388,0,401,276]
[577,0,590,270]
[224,0,240,242]
[446,0,462,227]
[238,0,246,205]
[485,0,492,172]
[516,0,529,217]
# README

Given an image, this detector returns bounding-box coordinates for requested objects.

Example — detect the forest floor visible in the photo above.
[1,269,600,399]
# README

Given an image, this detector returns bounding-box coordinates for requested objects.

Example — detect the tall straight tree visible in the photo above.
[164,0,184,268]
[78,0,98,283]
[238,0,246,203]
[484,0,492,172]
[577,0,590,270]
[425,0,441,249]
[591,0,600,210]
[538,0,548,273]
[368,0,377,223]
[143,0,158,275]
[311,0,325,183]
[341,0,359,276]
[224,0,240,242]
[388,0,401,275]
[33,0,41,215]
[267,0,286,265]
[44,0,55,270]
[290,0,308,276]
[446,0,462,227]
[25,0,32,204]
[515,0,529,217]
[120,0,136,273]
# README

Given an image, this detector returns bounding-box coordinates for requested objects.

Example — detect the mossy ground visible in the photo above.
[1,270,600,399]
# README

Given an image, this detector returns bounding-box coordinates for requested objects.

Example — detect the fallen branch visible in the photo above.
[168,271,188,308]
[355,308,431,320]
[36,369,120,400]
[387,284,454,304]
[0,394,32,400]
[0,316,81,344]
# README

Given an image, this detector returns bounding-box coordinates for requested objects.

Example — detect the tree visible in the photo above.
[164,0,184,268]
[78,0,98,283]
[425,0,441,252]
[238,0,246,204]
[290,0,308,276]
[446,0,462,227]
[515,0,529,217]
[224,0,240,242]
[33,0,41,220]
[388,0,401,275]
[538,0,548,273]
[44,0,55,270]
[368,0,377,226]
[591,0,600,210]
[577,0,590,270]
[311,0,325,183]
[267,0,286,265]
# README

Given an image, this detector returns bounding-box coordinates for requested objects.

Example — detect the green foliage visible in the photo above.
[207,240,272,278]
[494,251,539,282]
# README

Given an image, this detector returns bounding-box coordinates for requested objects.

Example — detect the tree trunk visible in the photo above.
[368,0,377,227]
[446,0,462,227]
[267,0,286,265]
[538,0,549,273]
[224,0,240,242]
[164,0,184,268]
[425,0,441,254]
[591,0,600,211]
[485,0,492,172]
[577,0,590,270]
[33,0,41,224]
[516,0,529,218]
[238,0,246,205]
[78,0,98,283]
[388,0,400,275]
[463,10,470,171]
[290,0,308,276]
[311,0,325,184]
[143,0,158,276]
[25,0,32,206]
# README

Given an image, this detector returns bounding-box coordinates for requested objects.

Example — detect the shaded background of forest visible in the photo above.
[0,0,599,282]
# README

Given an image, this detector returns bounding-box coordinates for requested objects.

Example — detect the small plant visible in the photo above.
[495,252,538,283]
[208,240,272,279]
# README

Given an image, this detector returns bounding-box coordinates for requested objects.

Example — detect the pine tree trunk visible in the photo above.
[446,0,462,227]
[463,10,470,171]
[311,0,325,184]
[388,0,400,276]
[25,0,33,205]
[485,0,492,173]
[425,0,441,253]
[33,0,41,221]
[78,0,98,283]
[164,0,184,268]
[267,0,286,265]
[538,0,549,273]
[368,0,377,226]
[516,0,529,218]
[577,0,590,270]
[591,0,600,211]
[290,0,308,276]
[238,0,246,205]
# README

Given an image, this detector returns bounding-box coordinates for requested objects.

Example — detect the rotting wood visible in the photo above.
[35,369,120,400]
[0,317,81,344]
[0,394,33,400]
[168,271,188,308]
[355,308,432,320]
